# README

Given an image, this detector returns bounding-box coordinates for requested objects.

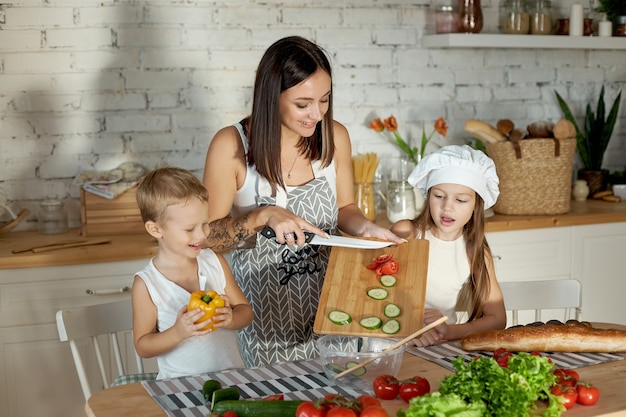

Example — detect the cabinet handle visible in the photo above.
[86,286,130,295]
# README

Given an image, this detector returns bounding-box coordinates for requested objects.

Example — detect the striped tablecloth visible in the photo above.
[141,359,368,417]
[407,340,626,371]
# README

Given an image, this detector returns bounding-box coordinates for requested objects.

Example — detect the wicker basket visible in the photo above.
[486,138,576,215]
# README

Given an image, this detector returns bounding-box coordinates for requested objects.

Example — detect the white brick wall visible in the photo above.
[0,0,624,230]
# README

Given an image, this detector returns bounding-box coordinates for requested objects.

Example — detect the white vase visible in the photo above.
[572,179,589,202]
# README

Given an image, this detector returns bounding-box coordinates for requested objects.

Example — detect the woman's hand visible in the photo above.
[260,205,327,246]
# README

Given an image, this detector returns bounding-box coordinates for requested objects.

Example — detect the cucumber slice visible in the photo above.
[325,363,345,374]
[328,310,352,325]
[384,303,401,318]
[345,361,367,376]
[366,288,389,300]
[380,274,397,287]
[359,316,383,330]
[382,319,401,334]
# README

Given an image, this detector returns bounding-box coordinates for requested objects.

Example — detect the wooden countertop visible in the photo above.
[0,230,158,269]
[86,323,626,417]
[2,199,626,270]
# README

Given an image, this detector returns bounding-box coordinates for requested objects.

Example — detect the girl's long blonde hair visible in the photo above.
[414,190,492,321]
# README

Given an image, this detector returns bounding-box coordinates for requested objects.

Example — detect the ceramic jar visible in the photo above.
[572,180,590,202]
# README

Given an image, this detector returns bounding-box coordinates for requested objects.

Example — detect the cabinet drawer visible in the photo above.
[487,227,571,281]
[0,259,147,327]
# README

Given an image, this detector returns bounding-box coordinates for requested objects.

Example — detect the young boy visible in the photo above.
[132,167,253,379]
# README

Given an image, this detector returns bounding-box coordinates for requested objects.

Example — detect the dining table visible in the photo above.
[86,323,626,417]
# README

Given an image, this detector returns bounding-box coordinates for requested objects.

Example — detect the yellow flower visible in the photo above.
[369,115,447,165]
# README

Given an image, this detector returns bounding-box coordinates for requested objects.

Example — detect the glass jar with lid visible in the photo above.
[501,0,530,34]
[529,0,552,34]
[38,194,68,234]
[386,180,417,223]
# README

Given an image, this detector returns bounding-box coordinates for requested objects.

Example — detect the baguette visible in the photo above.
[464,119,507,144]
[461,321,626,353]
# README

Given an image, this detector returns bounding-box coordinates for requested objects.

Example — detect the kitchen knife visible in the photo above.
[260,226,394,249]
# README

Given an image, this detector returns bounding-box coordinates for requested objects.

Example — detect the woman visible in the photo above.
[203,36,402,366]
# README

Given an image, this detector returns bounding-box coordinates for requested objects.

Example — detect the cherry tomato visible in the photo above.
[551,385,578,409]
[493,347,507,360]
[576,383,600,406]
[376,260,399,276]
[398,376,431,402]
[496,352,513,368]
[221,412,238,417]
[373,375,400,400]
[554,369,578,387]
[296,401,325,417]
[262,394,284,401]
[326,407,358,417]
[360,406,389,417]
[355,394,381,411]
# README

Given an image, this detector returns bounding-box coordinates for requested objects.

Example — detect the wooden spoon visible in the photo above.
[0,209,30,235]
[333,315,449,379]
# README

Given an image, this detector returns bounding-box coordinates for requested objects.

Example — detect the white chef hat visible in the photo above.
[407,145,500,209]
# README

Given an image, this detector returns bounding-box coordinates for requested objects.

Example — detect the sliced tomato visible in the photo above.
[376,260,399,276]
[366,254,394,270]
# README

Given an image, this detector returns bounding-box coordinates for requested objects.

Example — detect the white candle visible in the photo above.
[599,20,613,37]
[569,4,584,36]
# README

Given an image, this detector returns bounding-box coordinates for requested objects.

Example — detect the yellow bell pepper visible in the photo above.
[188,290,225,331]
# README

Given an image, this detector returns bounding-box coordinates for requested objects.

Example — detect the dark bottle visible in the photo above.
[458,0,484,33]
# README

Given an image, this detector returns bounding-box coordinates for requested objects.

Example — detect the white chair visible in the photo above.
[499,279,582,326]
[56,299,157,401]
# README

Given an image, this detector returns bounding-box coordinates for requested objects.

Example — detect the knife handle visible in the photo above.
[259,226,314,244]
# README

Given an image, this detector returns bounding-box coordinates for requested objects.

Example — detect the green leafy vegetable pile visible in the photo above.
[398,353,565,417]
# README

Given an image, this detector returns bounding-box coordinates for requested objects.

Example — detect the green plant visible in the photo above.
[555,86,622,171]
[594,0,626,26]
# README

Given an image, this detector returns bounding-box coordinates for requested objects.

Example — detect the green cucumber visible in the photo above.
[211,387,241,410]
[213,400,304,417]
[384,303,401,318]
[328,310,352,325]
[382,319,401,334]
[202,379,222,402]
[380,274,397,287]
[359,316,383,330]
[345,361,367,376]
[366,287,388,300]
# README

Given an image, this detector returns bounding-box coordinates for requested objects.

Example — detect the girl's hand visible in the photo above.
[411,309,448,347]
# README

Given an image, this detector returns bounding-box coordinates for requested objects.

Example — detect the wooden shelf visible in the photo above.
[423,33,626,50]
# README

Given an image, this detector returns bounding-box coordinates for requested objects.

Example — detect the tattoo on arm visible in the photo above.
[207,215,255,252]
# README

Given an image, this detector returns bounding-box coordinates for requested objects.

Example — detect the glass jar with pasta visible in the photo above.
[501,0,530,34]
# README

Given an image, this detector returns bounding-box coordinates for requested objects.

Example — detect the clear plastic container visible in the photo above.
[529,0,552,34]
[38,194,68,234]
[502,0,530,34]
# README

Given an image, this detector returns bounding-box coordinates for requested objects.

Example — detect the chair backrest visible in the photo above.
[56,298,153,400]
[499,279,582,326]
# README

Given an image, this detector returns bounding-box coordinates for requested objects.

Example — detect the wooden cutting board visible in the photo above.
[314,238,429,338]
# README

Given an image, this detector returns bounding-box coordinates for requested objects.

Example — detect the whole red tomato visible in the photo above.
[398,376,431,402]
[576,383,600,406]
[296,401,325,417]
[554,369,578,387]
[360,406,389,417]
[355,394,381,411]
[221,412,238,417]
[373,375,400,400]
[326,407,357,417]
[551,385,578,409]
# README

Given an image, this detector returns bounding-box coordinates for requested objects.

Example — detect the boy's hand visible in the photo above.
[175,305,213,338]
[211,294,234,329]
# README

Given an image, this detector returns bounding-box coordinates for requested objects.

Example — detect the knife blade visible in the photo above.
[259,226,394,249]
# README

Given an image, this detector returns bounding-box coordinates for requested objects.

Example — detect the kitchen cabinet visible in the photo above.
[0,259,157,417]
[487,221,626,326]
[422,33,626,50]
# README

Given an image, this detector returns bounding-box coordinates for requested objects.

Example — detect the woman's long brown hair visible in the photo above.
[414,191,492,321]
[244,36,335,193]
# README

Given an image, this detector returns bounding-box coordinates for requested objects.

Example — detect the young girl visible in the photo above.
[391,145,506,347]
[132,167,253,378]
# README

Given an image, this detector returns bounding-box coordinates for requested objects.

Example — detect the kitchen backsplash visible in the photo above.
[0,0,623,230]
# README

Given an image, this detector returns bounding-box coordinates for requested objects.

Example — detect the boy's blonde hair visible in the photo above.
[136,166,208,224]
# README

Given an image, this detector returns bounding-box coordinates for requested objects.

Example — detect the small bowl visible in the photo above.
[316,335,405,390]
[612,184,626,200]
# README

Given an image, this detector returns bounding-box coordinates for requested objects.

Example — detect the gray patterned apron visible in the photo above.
[231,162,338,367]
